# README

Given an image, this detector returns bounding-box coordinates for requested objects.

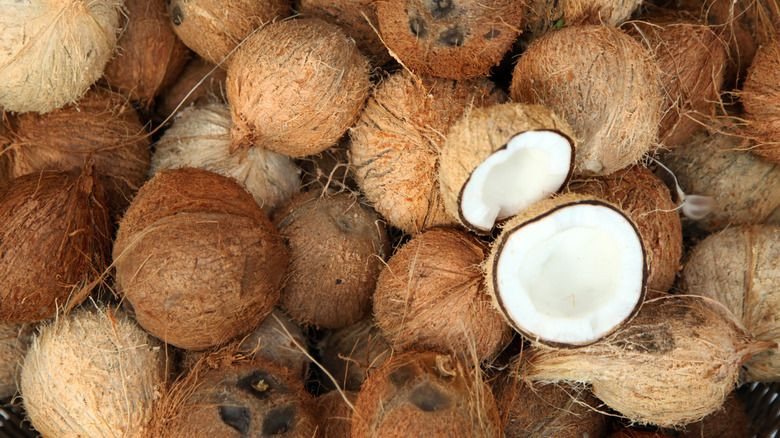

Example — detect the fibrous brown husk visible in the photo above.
[0,170,111,323]
[742,39,780,163]
[314,390,357,438]
[511,25,663,175]
[0,122,10,189]
[0,323,33,399]
[156,57,227,121]
[610,429,674,438]
[318,319,392,391]
[228,18,371,157]
[375,0,524,79]
[113,168,288,350]
[350,70,505,234]
[681,393,753,437]
[524,0,642,40]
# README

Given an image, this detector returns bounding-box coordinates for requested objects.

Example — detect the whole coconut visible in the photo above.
[113,168,288,350]
[156,57,227,121]
[228,18,371,157]
[314,390,357,438]
[0,170,111,323]
[319,319,392,391]
[525,0,642,38]
[21,308,167,437]
[742,39,780,163]
[375,0,524,79]
[350,70,505,233]
[0,0,123,113]
[681,393,753,437]
[0,323,33,399]
[511,25,663,175]
[151,103,301,210]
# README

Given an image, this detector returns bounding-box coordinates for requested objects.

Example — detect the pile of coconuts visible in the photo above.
[1,0,778,436]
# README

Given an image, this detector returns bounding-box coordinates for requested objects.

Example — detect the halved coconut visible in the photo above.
[486,194,647,346]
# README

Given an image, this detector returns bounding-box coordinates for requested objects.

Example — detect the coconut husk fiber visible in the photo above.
[742,39,780,163]
[314,390,358,438]
[318,319,393,391]
[0,323,33,399]
[524,0,642,38]
[156,57,227,122]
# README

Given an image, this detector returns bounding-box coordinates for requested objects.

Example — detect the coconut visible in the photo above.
[681,393,753,437]
[314,390,357,438]
[167,0,290,65]
[300,139,356,192]
[228,18,371,157]
[0,170,111,323]
[0,122,10,189]
[0,323,33,399]
[352,351,502,437]
[610,429,674,438]
[0,0,122,113]
[156,57,227,121]
[524,296,772,427]
[524,0,642,39]
[438,103,576,233]
[682,225,780,381]
[742,39,780,163]
[151,103,301,210]
[511,25,663,175]
[569,166,682,295]
[662,132,780,231]
[104,0,190,107]
[274,191,389,328]
[21,308,167,437]
[319,319,392,391]
[113,168,288,350]
[374,228,510,361]
[350,70,505,233]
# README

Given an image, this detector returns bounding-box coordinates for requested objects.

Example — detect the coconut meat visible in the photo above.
[460,131,572,231]
[495,203,644,345]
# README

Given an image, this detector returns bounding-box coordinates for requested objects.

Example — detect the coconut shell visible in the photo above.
[167,0,290,65]
[352,351,502,438]
[0,323,33,399]
[350,70,505,233]
[682,226,780,381]
[511,25,663,176]
[104,0,190,107]
[156,57,227,121]
[21,308,167,437]
[228,18,371,157]
[274,191,389,329]
[375,0,524,79]
[151,103,301,210]
[318,319,392,391]
[113,168,288,350]
[314,390,357,438]
[0,170,111,323]
[681,393,753,437]
[742,39,780,163]
[524,0,642,41]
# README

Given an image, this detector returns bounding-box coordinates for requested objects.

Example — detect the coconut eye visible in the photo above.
[409,16,428,37]
[428,0,454,19]
[409,383,452,412]
[218,405,251,435]
[438,26,465,47]
[262,405,296,435]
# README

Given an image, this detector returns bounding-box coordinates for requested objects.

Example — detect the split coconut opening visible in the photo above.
[493,201,645,346]
[460,131,573,232]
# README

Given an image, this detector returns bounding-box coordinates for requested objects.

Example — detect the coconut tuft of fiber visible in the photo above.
[318,319,393,391]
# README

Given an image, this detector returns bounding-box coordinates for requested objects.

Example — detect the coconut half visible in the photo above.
[487,194,646,346]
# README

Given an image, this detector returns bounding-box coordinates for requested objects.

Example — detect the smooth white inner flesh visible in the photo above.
[495,204,644,345]
[460,131,572,231]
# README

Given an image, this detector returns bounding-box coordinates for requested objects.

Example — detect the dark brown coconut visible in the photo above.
[228,18,370,157]
[314,390,357,438]
[352,351,502,437]
[156,57,227,121]
[681,393,753,437]
[0,170,111,323]
[0,323,33,399]
[319,319,392,391]
[113,168,288,350]
[742,39,780,163]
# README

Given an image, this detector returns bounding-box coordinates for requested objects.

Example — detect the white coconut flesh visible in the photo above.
[460,131,573,231]
[494,203,645,345]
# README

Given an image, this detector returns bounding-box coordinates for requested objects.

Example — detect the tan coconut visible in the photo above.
[156,57,227,121]
[352,351,502,438]
[525,0,643,39]
[682,225,780,381]
[0,323,33,399]
[0,0,123,113]
[375,0,524,79]
[318,319,392,391]
[21,308,167,438]
[274,191,389,328]
[374,228,510,361]
[742,39,780,163]
[113,168,288,350]
[0,170,111,323]
[511,25,663,175]
[314,390,357,438]
[151,103,301,210]
[167,0,290,65]
[228,18,371,157]
[350,70,505,234]
[681,393,753,437]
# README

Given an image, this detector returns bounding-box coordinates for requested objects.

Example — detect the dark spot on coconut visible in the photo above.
[237,370,288,399]
[615,326,675,354]
[389,364,416,387]
[218,405,251,435]
[262,405,296,435]
[484,28,500,40]
[409,16,428,38]
[335,278,343,285]
[438,27,465,47]
[409,382,452,412]
[171,5,183,26]
[427,0,454,19]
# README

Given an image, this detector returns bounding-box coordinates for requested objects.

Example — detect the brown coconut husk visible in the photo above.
[741,39,780,163]
[0,323,33,399]
[104,0,190,107]
[350,70,505,234]
[228,18,371,157]
[682,225,780,381]
[511,25,663,176]
[21,307,168,438]
[0,170,111,323]
[0,122,10,189]
[314,390,358,438]
[610,429,675,438]
[113,168,288,350]
[155,57,227,121]
[318,319,393,391]
[352,351,502,437]
[375,0,524,79]
[523,296,773,427]
[681,392,753,437]
[524,0,642,39]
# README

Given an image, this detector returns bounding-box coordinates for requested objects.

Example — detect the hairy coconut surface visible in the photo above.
[511,25,662,175]
[683,226,780,381]
[274,191,389,328]
[228,18,370,157]
[21,308,167,438]
[0,323,32,399]
[610,429,674,438]
[352,351,501,438]
[0,170,111,323]
[156,57,227,121]
[319,319,392,391]
[151,103,301,210]
[524,296,770,427]
[168,0,290,65]
[374,228,510,361]
[0,122,10,189]
[113,168,288,350]
[742,39,780,163]
[350,70,505,233]
[314,390,357,438]
[375,0,524,79]
[525,0,642,38]
[681,393,753,437]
